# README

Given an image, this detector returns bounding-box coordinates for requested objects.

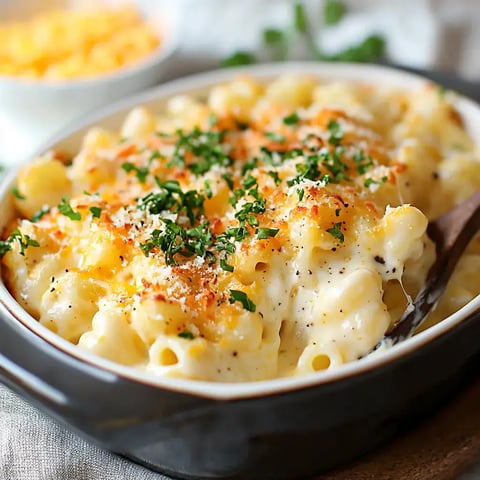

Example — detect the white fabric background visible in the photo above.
[1,1,480,478]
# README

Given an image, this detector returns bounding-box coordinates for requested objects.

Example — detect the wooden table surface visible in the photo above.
[316,375,480,480]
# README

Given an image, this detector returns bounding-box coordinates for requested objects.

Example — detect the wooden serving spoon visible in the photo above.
[380,189,480,347]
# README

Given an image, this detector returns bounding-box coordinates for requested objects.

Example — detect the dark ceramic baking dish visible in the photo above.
[1,63,480,480]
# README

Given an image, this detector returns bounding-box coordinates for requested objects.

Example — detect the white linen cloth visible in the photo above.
[0,385,169,479]
[1,1,480,478]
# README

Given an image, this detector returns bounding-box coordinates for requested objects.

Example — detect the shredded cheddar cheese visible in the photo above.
[0,6,160,80]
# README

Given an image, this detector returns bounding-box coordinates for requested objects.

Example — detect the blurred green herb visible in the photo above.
[294,1,308,33]
[221,1,386,68]
[58,196,81,221]
[220,51,256,68]
[321,34,386,62]
[90,206,102,218]
[263,28,284,45]
[12,186,25,200]
[263,28,287,60]
[283,112,300,125]
[324,0,346,26]
[31,206,50,223]
[178,330,195,340]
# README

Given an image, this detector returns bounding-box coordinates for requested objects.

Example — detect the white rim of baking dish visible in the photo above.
[0,1,181,89]
[1,62,479,400]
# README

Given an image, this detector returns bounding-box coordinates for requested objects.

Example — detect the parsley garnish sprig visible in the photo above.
[31,206,50,223]
[58,196,81,221]
[0,229,40,258]
[229,289,256,312]
[326,222,345,243]
[121,162,149,183]
[12,186,25,200]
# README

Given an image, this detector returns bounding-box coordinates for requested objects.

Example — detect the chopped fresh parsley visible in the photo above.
[121,162,149,183]
[222,226,249,243]
[204,179,213,199]
[326,222,345,243]
[260,146,303,166]
[256,228,279,239]
[265,132,285,143]
[283,112,300,125]
[229,289,256,312]
[12,186,25,200]
[157,179,183,194]
[220,257,234,272]
[241,157,259,176]
[267,170,281,185]
[90,206,102,219]
[364,176,387,188]
[31,206,50,223]
[178,330,195,340]
[138,180,206,226]
[140,219,213,266]
[327,120,343,146]
[324,0,346,26]
[222,172,234,190]
[241,174,257,190]
[170,128,232,176]
[322,148,349,182]
[235,195,266,227]
[335,208,341,217]
[148,150,164,165]
[296,188,305,201]
[0,240,10,258]
[287,154,323,186]
[0,229,40,258]
[58,196,81,221]
[353,151,374,175]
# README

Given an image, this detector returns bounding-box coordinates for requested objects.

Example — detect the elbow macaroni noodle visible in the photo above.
[2,76,480,381]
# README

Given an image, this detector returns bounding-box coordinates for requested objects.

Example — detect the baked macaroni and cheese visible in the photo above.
[2,76,480,381]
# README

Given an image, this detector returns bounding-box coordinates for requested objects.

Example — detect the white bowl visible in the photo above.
[1,61,480,399]
[0,0,181,166]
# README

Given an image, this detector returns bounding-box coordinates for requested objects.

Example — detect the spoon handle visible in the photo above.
[384,189,480,345]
